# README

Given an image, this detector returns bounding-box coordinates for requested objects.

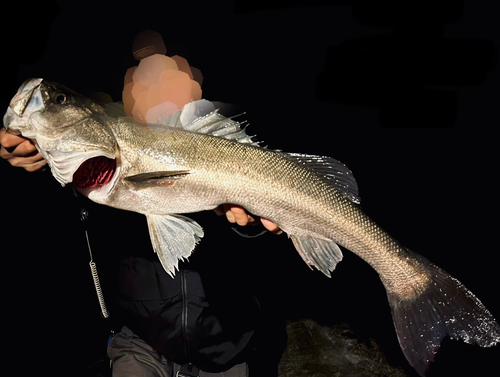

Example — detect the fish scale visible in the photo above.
[107,125,447,296]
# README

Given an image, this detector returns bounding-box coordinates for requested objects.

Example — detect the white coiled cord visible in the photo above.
[85,229,110,319]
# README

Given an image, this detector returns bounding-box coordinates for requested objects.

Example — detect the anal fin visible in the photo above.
[290,234,343,277]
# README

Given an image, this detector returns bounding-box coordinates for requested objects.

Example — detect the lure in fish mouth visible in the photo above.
[3,78,120,190]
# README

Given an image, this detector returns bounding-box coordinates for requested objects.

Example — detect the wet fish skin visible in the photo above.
[4,79,500,376]
[108,122,426,288]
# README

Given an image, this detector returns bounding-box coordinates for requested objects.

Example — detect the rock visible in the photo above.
[279,319,408,377]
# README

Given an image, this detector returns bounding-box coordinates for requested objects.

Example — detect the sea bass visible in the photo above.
[4,78,500,375]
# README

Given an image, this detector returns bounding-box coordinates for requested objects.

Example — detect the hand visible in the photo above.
[214,204,283,235]
[0,128,46,172]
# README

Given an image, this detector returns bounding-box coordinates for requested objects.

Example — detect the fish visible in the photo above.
[4,78,500,375]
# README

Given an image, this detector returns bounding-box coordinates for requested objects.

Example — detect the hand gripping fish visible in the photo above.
[4,78,499,375]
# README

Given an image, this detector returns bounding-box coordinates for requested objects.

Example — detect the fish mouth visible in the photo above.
[72,156,117,189]
[3,78,44,139]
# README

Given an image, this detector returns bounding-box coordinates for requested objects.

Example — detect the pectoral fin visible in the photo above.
[125,170,190,189]
[146,214,204,277]
[290,234,343,277]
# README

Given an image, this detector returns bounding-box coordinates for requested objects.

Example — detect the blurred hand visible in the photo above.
[0,128,46,172]
[214,204,283,235]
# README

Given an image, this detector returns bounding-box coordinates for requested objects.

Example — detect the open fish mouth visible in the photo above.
[72,156,117,189]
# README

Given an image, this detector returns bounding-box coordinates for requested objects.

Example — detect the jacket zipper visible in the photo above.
[181,268,189,362]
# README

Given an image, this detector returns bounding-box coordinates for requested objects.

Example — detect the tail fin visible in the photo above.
[387,257,500,376]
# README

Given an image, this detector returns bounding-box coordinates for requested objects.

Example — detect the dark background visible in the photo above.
[1,1,498,376]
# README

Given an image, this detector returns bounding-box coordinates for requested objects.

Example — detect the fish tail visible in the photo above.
[385,253,500,376]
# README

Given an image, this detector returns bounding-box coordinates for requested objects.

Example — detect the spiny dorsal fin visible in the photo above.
[184,109,259,145]
[285,153,360,204]
[152,99,261,146]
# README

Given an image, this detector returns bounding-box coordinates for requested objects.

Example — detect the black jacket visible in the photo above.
[82,198,286,375]
[113,248,260,371]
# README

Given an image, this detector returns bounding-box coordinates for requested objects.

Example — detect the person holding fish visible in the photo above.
[0,122,286,377]
[0,31,286,377]
[1,110,287,377]
[3,29,499,377]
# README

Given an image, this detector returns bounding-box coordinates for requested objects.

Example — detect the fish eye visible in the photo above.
[54,92,68,104]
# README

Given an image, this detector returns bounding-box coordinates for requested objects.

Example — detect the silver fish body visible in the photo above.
[104,122,419,289]
[4,79,500,376]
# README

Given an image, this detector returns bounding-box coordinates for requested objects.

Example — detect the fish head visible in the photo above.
[4,78,119,188]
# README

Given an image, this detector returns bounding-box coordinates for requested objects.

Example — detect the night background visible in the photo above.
[1,1,498,376]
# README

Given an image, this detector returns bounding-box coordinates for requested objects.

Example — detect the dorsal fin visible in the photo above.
[148,100,358,203]
[151,99,261,146]
[285,153,360,204]
[183,109,259,145]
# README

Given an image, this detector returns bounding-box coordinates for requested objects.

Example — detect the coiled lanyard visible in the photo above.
[81,207,110,319]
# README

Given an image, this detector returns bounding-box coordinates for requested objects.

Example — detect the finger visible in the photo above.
[261,218,283,235]
[229,205,260,226]
[0,128,28,149]
[215,204,238,223]
[0,139,38,159]
[225,205,237,223]
[6,141,38,159]
[213,205,225,216]
[24,161,48,172]
[2,150,43,165]
[229,205,249,226]
[6,155,47,171]
[14,139,38,157]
